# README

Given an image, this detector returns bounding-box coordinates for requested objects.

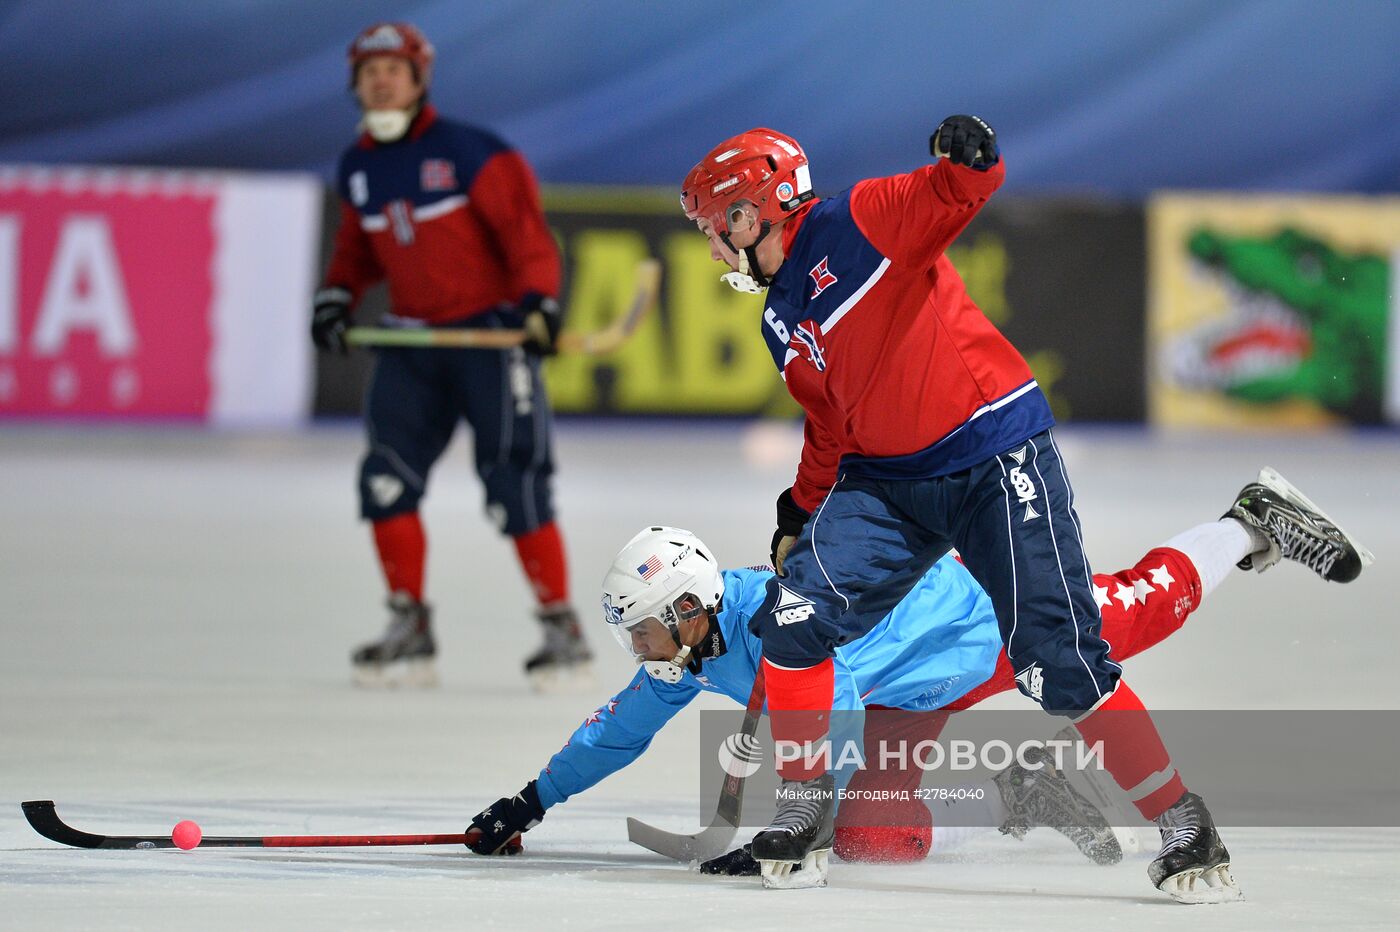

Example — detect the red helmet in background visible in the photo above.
[680,128,816,238]
[348,22,435,86]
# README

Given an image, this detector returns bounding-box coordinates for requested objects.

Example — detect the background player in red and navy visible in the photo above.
[675,121,1357,897]
[311,23,590,690]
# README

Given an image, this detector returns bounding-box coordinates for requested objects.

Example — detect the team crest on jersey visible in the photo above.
[772,585,815,625]
[420,159,457,192]
[1014,663,1044,701]
[789,319,827,372]
[1006,447,1041,521]
[808,256,838,299]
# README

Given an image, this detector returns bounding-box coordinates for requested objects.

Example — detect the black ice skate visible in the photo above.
[993,744,1123,865]
[1148,791,1242,904]
[1225,466,1374,582]
[751,772,834,889]
[524,605,594,693]
[351,592,437,688]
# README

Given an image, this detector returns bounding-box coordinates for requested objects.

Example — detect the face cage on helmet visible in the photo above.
[687,157,815,236]
[607,590,709,664]
[691,199,773,290]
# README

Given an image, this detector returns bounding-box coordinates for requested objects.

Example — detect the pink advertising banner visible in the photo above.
[0,167,320,425]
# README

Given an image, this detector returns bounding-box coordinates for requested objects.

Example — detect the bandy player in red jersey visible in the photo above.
[678,121,1371,898]
[310,23,591,690]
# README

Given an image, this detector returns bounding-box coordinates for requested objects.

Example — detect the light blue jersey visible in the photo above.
[535,555,1001,810]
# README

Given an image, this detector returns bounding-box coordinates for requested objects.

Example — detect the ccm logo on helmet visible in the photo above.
[356,25,406,52]
[771,137,801,158]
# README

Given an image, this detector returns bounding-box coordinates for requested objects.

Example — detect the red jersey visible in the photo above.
[760,158,1053,511]
[323,106,560,324]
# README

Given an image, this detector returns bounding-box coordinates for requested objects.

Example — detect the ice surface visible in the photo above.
[3,423,1398,930]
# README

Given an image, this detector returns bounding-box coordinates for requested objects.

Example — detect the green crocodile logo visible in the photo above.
[1167,227,1388,421]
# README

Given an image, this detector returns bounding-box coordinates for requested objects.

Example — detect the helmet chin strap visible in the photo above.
[642,645,692,684]
[360,103,420,142]
[641,606,725,683]
[719,221,773,293]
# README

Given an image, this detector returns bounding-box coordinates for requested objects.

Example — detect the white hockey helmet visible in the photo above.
[601,526,725,683]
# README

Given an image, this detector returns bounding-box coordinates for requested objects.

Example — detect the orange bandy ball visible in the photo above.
[171,820,202,850]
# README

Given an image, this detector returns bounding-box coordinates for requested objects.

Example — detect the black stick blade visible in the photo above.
[22,800,175,849]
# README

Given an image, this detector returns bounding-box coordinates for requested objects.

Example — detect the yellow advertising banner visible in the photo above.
[541,187,800,417]
[1148,194,1400,427]
[537,187,1139,420]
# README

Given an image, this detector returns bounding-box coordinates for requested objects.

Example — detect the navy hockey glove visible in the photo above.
[311,287,353,354]
[519,293,563,356]
[770,487,810,577]
[930,115,999,169]
[466,781,544,855]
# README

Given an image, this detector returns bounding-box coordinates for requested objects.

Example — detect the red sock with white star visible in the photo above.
[1091,547,1202,658]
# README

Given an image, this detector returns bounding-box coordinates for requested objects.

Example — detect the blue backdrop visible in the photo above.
[3,0,1397,196]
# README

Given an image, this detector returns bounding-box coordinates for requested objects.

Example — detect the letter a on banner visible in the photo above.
[31,216,136,357]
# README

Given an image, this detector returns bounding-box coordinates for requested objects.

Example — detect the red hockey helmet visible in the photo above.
[680,128,815,237]
[348,22,435,86]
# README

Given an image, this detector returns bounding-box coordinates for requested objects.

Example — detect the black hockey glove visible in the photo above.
[930,115,999,169]
[699,841,803,877]
[466,781,544,855]
[519,293,563,356]
[770,487,811,577]
[311,287,353,354]
[700,842,761,876]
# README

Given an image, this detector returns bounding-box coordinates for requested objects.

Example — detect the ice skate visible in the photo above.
[351,592,437,688]
[1225,466,1374,582]
[524,605,594,693]
[993,744,1123,865]
[751,772,834,889]
[1051,726,1143,856]
[1148,791,1242,904]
